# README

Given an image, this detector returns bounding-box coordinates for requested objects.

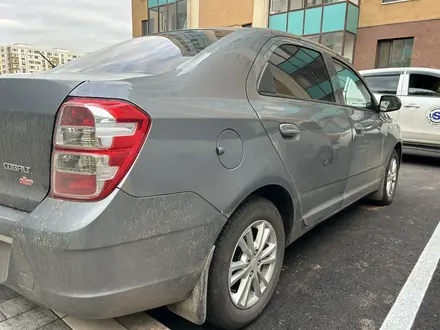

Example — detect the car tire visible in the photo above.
[207,197,285,330]
[368,149,400,205]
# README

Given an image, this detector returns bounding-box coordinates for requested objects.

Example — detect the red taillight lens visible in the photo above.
[51,98,151,201]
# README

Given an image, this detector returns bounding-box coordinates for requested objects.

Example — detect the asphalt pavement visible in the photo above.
[150,155,440,330]
[0,155,439,330]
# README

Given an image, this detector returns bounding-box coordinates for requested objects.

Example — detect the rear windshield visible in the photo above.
[52,29,234,75]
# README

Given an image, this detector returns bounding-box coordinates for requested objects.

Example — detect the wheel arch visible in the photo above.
[234,184,295,243]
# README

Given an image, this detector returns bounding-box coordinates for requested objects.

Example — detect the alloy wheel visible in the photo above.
[386,157,398,197]
[228,220,278,309]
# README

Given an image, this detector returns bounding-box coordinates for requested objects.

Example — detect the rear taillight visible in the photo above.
[51,98,151,201]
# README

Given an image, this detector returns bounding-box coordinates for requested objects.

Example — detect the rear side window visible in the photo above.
[363,74,400,95]
[409,73,440,97]
[258,44,335,102]
[51,30,233,75]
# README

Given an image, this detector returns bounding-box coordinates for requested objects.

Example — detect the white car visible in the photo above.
[360,67,440,157]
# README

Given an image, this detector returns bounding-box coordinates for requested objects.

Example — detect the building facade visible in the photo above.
[354,0,440,70]
[267,0,359,62]
[132,0,440,69]
[0,44,83,75]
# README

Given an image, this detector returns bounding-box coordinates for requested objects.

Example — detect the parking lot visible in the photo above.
[0,155,439,330]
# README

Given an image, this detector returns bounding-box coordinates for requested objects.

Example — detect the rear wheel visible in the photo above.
[207,197,285,330]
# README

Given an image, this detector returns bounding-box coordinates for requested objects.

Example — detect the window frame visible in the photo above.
[402,70,440,98]
[256,37,338,106]
[331,58,379,112]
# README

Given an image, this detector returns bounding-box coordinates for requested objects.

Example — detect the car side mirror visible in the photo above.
[379,95,402,112]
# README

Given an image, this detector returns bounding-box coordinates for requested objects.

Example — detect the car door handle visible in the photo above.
[279,123,300,138]
[353,123,364,135]
[403,103,420,108]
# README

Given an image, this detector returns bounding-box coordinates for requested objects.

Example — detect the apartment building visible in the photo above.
[354,0,440,70]
[132,0,360,62]
[132,0,440,69]
[0,44,83,75]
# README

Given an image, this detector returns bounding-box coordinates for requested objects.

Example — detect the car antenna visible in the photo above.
[37,51,56,69]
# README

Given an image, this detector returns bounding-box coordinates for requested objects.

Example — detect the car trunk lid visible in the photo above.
[0,75,84,212]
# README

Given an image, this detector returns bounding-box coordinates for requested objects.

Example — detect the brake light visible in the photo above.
[51,98,151,201]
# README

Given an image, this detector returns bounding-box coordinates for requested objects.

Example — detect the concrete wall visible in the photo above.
[359,0,440,28]
[132,0,149,37]
[199,0,254,28]
[354,19,440,70]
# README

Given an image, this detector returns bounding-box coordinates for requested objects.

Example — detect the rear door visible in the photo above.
[331,60,385,204]
[398,69,440,148]
[246,37,353,226]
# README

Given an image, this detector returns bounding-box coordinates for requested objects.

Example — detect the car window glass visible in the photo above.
[51,30,233,74]
[258,44,335,102]
[363,74,400,95]
[333,60,375,110]
[409,74,440,97]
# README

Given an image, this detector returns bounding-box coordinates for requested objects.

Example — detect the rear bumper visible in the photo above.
[0,189,226,319]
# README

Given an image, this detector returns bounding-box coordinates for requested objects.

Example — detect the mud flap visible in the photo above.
[168,246,215,325]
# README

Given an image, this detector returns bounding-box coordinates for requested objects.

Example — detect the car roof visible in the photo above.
[241,28,353,65]
[157,28,353,67]
[360,67,440,75]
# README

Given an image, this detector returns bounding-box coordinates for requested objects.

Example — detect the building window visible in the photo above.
[159,6,167,32]
[321,32,343,55]
[343,32,355,62]
[177,0,187,29]
[141,20,148,35]
[376,38,414,68]
[268,0,360,62]
[289,0,304,10]
[258,43,335,102]
[148,0,186,34]
[270,0,288,14]
[149,8,158,34]
[168,2,177,30]
[305,0,322,7]
[382,0,402,3]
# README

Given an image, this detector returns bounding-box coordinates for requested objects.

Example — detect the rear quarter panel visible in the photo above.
[70,30,301,235]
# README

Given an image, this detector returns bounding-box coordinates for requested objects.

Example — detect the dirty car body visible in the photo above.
[0,28,402,328]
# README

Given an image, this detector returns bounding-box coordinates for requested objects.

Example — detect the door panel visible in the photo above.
[332,60,384,204]
[343,108,384,204]
[398,72,440,147]
[246,38,353,225]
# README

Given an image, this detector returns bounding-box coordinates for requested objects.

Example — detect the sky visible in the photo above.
[0,0,132,53]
